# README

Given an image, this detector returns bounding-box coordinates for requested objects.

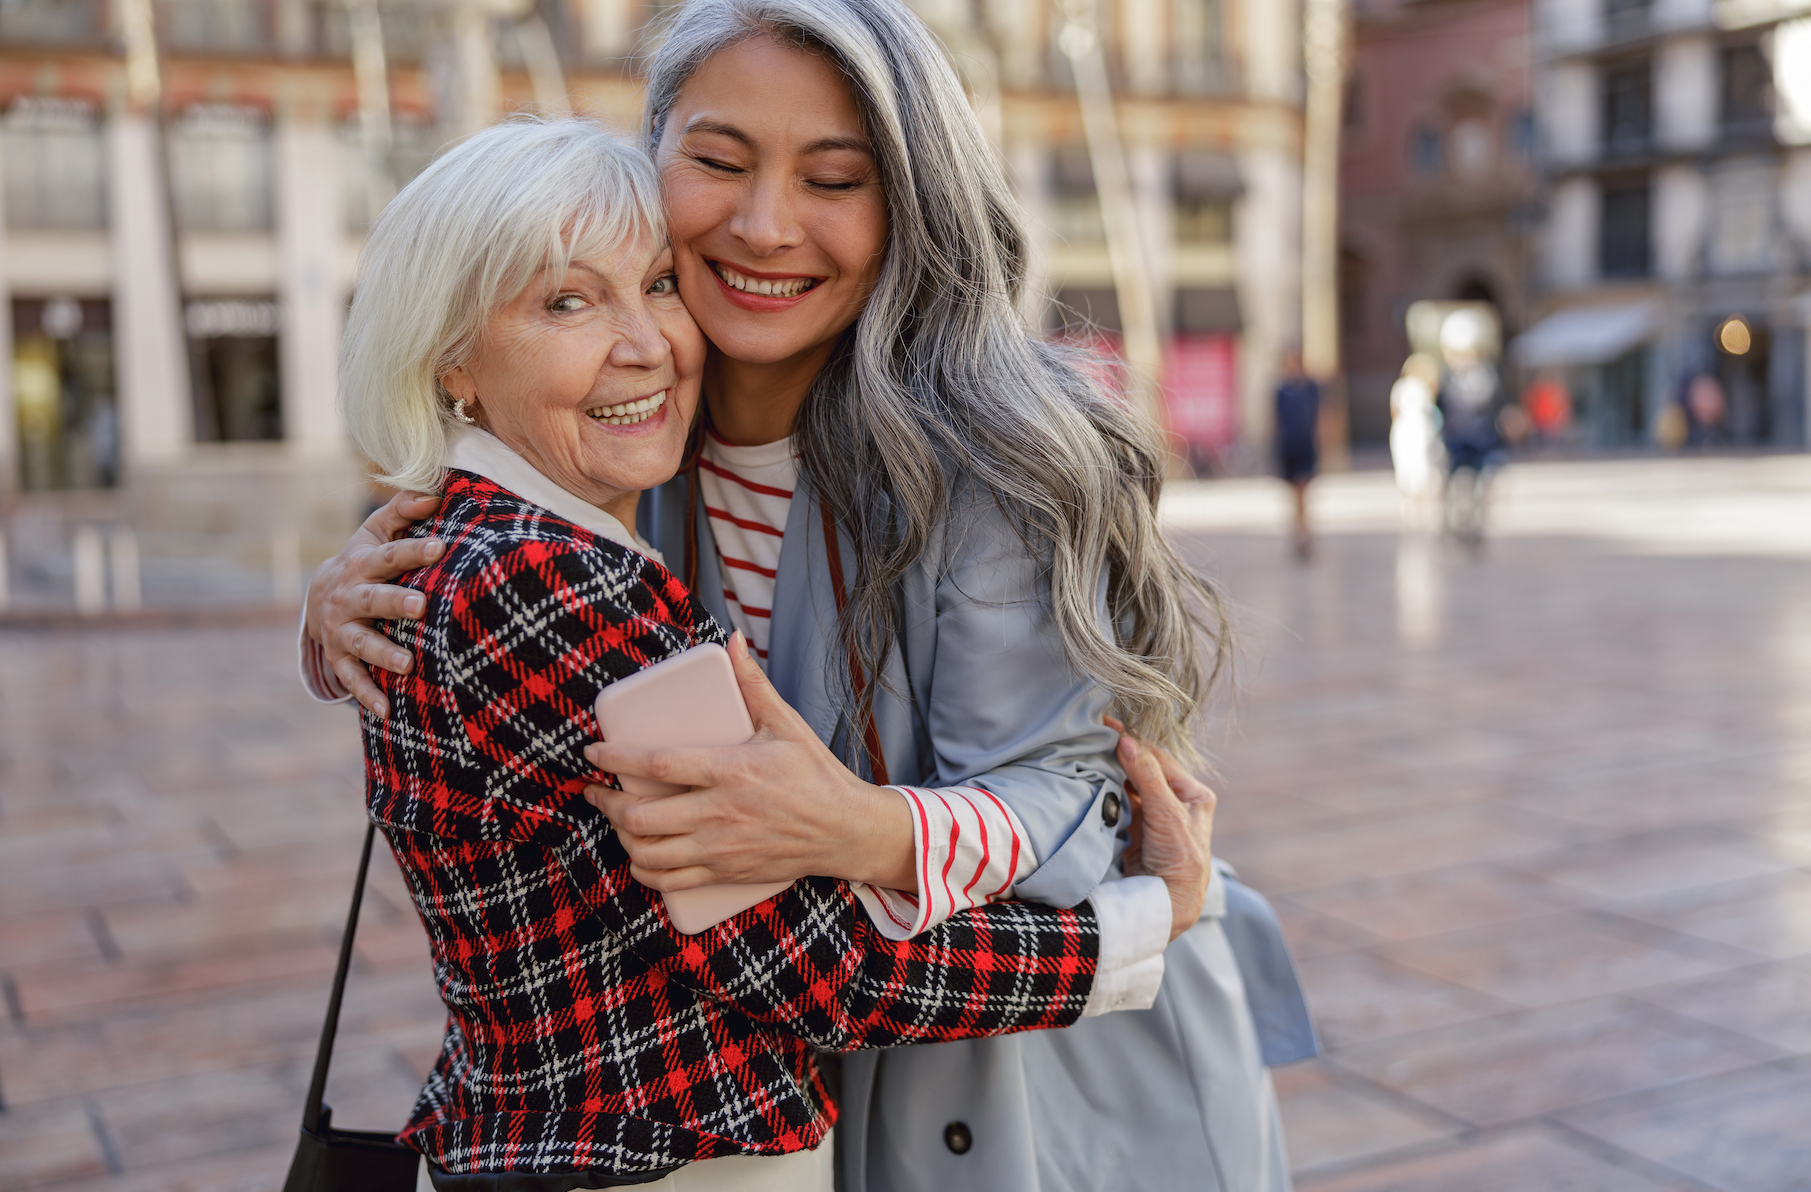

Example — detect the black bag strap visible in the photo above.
[301,822,379,1135]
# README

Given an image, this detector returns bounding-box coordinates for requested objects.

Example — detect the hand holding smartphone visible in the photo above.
[593,643,793,933]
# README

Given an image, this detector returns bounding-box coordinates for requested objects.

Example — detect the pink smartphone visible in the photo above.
[593,642,791,934]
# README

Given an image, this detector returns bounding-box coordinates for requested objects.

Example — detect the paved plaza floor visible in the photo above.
[2,455,1809,1190]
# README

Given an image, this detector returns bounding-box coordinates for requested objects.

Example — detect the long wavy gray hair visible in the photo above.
[643,0,1228,761]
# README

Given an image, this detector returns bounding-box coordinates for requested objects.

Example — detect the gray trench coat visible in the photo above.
[639,473,1315,1192]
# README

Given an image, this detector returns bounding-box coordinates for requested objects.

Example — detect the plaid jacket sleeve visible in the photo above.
[382,491,1099,1053]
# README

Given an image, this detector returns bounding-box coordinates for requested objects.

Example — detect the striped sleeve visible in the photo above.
[852,786,1038,940]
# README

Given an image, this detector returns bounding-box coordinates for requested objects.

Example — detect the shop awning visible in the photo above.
[1511,301,1658,367]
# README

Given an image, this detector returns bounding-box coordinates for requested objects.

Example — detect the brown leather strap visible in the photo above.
[820,501,889,786]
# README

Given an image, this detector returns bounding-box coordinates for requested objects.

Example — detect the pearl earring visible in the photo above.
[453,398,476,425]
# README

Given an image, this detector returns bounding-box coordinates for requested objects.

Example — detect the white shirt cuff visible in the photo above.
[1080,875,1170,1017]
[298,600,354,705]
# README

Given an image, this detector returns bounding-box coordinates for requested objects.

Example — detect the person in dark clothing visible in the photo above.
[1435,310,1504,542]
[1274,348,1321,558]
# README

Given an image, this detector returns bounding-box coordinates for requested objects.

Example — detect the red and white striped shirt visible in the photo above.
[698,432,1039,936]
[697,430,792,662]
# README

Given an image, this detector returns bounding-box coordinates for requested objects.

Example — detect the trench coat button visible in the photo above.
[943,1121,972,1155]
[1101,791,1122,828]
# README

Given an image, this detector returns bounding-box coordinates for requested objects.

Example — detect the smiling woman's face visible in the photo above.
[440,233,705,512]
[655,35,888,371]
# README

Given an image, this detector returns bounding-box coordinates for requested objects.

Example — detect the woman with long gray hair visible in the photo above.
[304,0,1314,1188]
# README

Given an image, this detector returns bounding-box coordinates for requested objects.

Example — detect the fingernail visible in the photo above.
[389,650,410,669]
[1118,737,1140,759]
[423,540,443,559]
[584,743,603,763]
[374,700,389,719]
[404,595,425,617]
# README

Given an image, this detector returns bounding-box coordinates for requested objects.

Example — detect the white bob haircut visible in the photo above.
[340,117,665,493]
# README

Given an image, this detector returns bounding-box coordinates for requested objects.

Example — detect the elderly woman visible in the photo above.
[342,117,1217,1191]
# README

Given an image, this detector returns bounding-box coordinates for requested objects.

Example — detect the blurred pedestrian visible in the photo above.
[1436,310,1503,544]
[85,398,118,488]
[1654,401,1689,451]
[1390,352,1444,523]
[1522,370,1571,443]
[1275,346,1321,558]
[1686,373,1728,446]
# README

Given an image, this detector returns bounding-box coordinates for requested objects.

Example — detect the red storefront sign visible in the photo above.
[1164,334,1240,454]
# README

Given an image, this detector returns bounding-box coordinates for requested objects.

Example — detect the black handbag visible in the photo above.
[283,823,422,1192]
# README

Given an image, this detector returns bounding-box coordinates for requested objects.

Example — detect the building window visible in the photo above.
[1048,147,1105,244]
[1409,124,1444,174]
[3,97,106,229]
[187,299,283,442]
[11,298,118,491]
[320,0,435,63]
[1706,158,1776,274]
[1604,0,1652,39]
[0,0,105,44]
[169,104,274,232]
[1048,288,1122,336]
[1173,150,1239,243]
[1599,178,1651,278]
[342,111,439,231]
[163,0,269,51]
[1173,0,1225,95]
[1721,43,1774,135]
[1602,60,1652,156]
[1508,108,1536,158]
[1448,118,1493,177]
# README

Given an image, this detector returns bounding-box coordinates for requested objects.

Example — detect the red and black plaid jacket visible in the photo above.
[364,471,1099,1180]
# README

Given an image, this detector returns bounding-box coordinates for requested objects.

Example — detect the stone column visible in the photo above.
[108,111,193,466]
[1128,143,1173,339]
[1543,177,1597,290]
[1236,143,1301,451]
[1654,34,1715,151]
[580,0,634,60]
[1542,61,1599,165]
[1120,0,1168,96]
[275,111,347,451]
[1653,165,1707,281]
[1007,139,1051,327]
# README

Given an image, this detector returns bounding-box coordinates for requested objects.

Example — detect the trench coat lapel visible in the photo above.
[765,480,848,754]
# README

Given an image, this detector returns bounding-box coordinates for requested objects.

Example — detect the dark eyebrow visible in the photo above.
[683,116,872,159]
[800,135,873,157]
[682,117,754,148]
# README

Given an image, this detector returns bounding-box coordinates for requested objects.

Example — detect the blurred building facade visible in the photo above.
[0,0,1314,610]
[1338,0,1535,445]
[1522,0,1811,448]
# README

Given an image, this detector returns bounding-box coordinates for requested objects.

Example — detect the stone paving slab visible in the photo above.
[1,456,1808,1189]
[1189,459,1811,1190]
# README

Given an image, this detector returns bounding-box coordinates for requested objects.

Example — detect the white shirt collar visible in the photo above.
[444,427,663,563]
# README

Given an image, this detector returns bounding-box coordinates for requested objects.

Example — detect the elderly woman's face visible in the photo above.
[655,35,888,370]
[443,234,703,512]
